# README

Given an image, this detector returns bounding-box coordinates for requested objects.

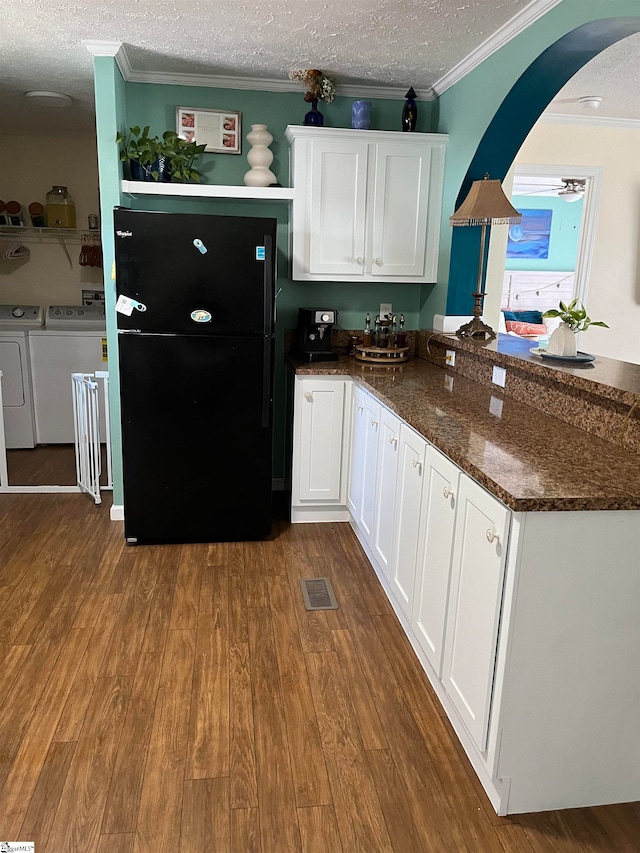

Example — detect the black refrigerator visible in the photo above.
[114,208,277,544]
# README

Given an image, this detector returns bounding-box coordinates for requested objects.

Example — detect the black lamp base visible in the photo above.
[456,315,496,340]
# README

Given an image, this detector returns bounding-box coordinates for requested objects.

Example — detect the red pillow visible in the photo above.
[505,321,547,336]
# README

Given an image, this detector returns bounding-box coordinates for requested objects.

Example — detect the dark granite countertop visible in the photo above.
[426,332,640,404]
[290,355,640,512]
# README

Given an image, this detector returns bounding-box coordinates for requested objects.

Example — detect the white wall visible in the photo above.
[505,119,640,364]
[0,135,103,307]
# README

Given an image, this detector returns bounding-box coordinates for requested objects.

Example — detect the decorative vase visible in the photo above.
[352,100,371,130]
[243,124,277,188]
[130,157,171,182]
[402,86,417,132]
[304,99,324,127]
[546,322,577,357]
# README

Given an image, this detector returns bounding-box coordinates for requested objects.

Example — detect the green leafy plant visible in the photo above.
[543,299,609,333]
[116,126,207,182]
[158,131,207,183]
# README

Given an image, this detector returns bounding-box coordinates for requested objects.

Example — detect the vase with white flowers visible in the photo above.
[289,69,336,127]
[542,299,608,357]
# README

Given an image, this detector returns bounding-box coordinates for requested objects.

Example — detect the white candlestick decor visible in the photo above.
[243,124,277,187]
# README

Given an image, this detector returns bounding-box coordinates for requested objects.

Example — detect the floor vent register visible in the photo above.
[300,577,339,611]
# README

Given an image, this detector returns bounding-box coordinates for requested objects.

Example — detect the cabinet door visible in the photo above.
[391,424,427,619]
[296,379,346,502]
[347,386,367,519]
[442,475,510,751]
[359,394,381,542]
[372,406,401,582]
[309,140,369,277]
[370,142,430,278]
[413,447,460,677]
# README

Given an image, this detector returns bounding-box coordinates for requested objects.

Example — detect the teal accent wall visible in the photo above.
[430,0,639,320]
[506,196,583,272]
[93,55,127,506]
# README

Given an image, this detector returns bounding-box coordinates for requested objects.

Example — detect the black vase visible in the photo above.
[304,99,324,127]
[402,87,417,132]
[129,156,172,182]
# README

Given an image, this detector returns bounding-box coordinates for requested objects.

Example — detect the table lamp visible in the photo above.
[450,174,522,340]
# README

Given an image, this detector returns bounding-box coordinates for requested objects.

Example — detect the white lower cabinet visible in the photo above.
[297,380,640,814]
[390,424,427,619]
[291,376,351,522]
[441,475,510,752]
[412,447,460,677]
[372,406,401,582]
[347,386,380,545]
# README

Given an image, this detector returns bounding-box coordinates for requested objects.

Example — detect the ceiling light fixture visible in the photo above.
[578,95,602,110]
[23,90,72,107]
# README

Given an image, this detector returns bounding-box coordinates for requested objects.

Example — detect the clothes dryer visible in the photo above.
[0,305,44,448]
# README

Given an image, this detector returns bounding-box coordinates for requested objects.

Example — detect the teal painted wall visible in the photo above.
[429,0,639,321]
[93,56,127,506]
[506,196,583,272]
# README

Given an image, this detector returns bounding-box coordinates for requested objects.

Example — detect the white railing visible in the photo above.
[71,371,112,504]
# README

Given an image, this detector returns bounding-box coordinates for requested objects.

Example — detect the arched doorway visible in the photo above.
[446,16,640,316]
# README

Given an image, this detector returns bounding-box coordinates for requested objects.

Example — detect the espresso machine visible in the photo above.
[297,308,338,362]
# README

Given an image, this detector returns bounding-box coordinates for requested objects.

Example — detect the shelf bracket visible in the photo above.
[57,235,73,269]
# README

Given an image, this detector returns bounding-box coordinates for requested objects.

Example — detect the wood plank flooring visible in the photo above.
[0,493,638,851]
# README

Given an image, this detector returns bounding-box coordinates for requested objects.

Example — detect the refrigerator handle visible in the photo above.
[262,337,272,428]
[263,233,274,337]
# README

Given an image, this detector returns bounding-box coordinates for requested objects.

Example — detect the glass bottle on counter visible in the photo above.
[46,185,76,228]
[362,313,373,347]
[389,314,398,348]
[397,313,407,349]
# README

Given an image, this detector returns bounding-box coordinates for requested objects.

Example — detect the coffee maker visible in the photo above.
[297,308,338,362]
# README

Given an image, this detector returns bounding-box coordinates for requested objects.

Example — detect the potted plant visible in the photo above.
[116,126,207,183]
[543,299,608,357]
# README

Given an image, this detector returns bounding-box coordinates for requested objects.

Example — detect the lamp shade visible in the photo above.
[450,174,521,227]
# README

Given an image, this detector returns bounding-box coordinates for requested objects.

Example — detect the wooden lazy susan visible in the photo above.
[354,345,410,364]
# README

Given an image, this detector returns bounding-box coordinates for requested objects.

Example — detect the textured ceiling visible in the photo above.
[0,0,638,136]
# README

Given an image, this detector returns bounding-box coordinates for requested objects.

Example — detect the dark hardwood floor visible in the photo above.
[6,443,110,487]
[0,492,638,851]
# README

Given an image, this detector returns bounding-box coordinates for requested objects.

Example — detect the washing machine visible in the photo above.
[0,305,44,448]
[28,305,108,444]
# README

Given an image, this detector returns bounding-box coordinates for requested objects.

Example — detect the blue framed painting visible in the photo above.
[506,209,552,259]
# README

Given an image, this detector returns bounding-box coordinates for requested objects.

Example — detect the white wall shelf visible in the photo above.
[0,225,82,242]
[121,181,294,201]
[0,225,83,268]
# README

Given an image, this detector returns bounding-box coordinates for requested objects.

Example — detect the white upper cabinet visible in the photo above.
[286,126,448,283]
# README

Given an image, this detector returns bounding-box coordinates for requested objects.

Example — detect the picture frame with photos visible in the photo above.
[176,107,242,154]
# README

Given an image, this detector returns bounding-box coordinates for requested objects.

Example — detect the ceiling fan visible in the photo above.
[518,178,586,202]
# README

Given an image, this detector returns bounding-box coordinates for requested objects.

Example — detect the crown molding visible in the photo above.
[83,40,132,81]
[431,0,564,97]
[84,41,434,101]
[120,66,434,101]
[540,112,640,129]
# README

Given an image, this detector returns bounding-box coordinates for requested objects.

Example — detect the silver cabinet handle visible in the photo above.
[486,529,499,544]
[371,418,378,427]
[355,256,364,265]
[412,458,422,471]
[389,435,398,446]
[374,258,383,266]
[443,486,455,500]
[304,391,313,401]
[357,404,364,412]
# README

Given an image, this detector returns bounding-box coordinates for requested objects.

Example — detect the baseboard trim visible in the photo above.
[110,504,124,521]
[291,505,350,523]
